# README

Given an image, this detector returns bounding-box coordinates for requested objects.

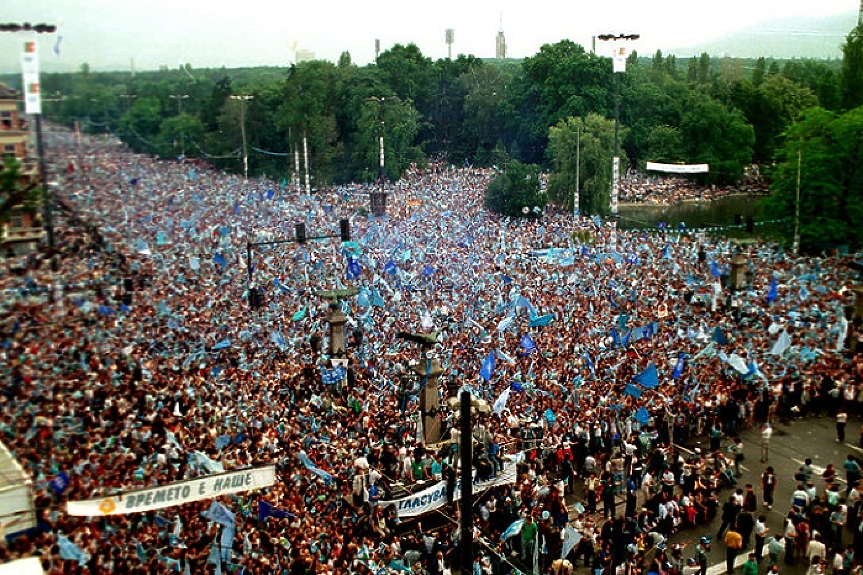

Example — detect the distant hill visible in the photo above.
[669,11,858,59]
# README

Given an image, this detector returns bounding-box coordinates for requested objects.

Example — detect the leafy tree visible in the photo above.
[484,161,547,217]
[351,96,422,181]
[841,25,863,110]
[762,106,863,250]
[678,93,754,183]
[752,57,767,86]
[0,158,40,222]
[547,113,621,216]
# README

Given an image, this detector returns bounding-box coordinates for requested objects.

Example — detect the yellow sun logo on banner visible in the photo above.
[98,499,116,514]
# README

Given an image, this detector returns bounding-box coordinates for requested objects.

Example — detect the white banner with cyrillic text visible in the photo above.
[382,458,519,518]
[646,162,710,174]
[66,464,276,516]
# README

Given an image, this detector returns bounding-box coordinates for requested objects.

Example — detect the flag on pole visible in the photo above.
[520,334,537,356]
[624,384,642,398]
[771,330,791,356]
[766,277,777,304]
[479,350,496,382]
[633,364,659,388]
[493,387,511,414]
[671,353,686,380]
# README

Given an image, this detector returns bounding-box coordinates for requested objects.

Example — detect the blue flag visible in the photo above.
[258,501,296,521]
[422,264,435,277]
[710,261,722,277]
[624,384,642,398]
[371,287,385,307]
[520,334,537,355]
[384,260,397,275]
[479,350,496,382]
[213,253,227,268]
[51,471,70,496]
[583,350,596,375]
[635,406,650,424]
[671,353,686,380]
[633,364,659,388]
[766,277,777,304]
[297,452,334,484]
[347,258,362,280]
[58,534,88,565]
[528,313,555,327]
[713,326,727,346]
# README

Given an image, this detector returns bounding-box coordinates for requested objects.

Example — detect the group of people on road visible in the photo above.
[0,125,860,575]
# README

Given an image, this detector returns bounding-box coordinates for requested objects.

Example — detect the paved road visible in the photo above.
[549,414,862,575]
[669,413,862,575]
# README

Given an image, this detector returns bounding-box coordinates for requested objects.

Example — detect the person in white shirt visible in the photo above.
[761,423,772,462]
[807,532,826,562]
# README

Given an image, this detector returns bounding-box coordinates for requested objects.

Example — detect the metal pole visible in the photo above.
[34,114,54,260]
[793,149,802,255]
[303,133,311,194]
[574,122,580,217]
[459,390,473,575]
[610,72,621,252]
[240,100,248,180]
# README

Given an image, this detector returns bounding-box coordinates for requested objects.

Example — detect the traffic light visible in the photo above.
[340,218,351,242]
[295,223,306,244]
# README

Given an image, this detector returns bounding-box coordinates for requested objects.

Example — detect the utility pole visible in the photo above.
[574,121,580,217]
[597,33,639,252]
[303,131,310,194]
[793,149,802,255]
[230,95,253,180]
[169,93,189,156]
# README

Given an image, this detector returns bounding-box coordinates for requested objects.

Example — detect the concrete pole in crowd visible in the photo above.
[230,95,252,181]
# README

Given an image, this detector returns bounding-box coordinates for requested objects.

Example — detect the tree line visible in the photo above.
[31,25,863,249]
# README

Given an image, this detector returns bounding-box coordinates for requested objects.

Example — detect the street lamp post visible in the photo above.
[5,22,58,287]
[597,33,639,252]
[230,95,253,180]
[446,391,490,575]
[169,93,189,156]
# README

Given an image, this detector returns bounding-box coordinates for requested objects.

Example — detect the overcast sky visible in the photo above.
[0,0,857,73]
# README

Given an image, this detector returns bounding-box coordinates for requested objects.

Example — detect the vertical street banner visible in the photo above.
[613,46,627,73]
[21,39,41,115]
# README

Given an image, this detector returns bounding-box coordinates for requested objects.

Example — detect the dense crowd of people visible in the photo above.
[0,126,860,575]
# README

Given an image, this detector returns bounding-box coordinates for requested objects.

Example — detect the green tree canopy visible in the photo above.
[484,161,547,218]
[762,106,863,251]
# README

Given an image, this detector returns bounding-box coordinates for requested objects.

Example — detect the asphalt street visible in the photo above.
[669,413,863,574]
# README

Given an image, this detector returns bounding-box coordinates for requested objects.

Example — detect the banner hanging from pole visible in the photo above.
[381,457,519,518]
[21,39,41,115]
[66,464,276,516]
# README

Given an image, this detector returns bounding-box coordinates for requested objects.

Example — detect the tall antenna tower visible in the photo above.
[446,28,455,59]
